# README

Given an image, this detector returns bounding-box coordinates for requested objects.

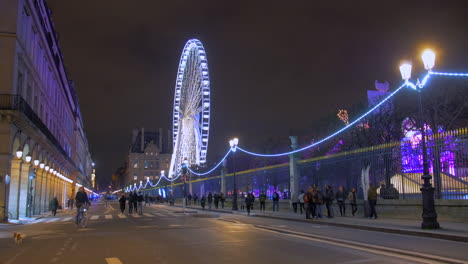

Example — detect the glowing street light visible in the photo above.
[15,150,23,159]
[421,49,435,70]
[399,63,412,81]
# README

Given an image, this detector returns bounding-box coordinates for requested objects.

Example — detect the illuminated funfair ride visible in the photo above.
[168,39,211,179]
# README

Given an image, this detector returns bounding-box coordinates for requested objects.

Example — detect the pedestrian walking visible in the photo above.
[137,191,144,215]
[336,186,346,216]
[220,192,226,208]
[119,194,126,214]
[298,190,305,214]
[348,187,358,216]
[259,191,267,212]
[214,193,219,209]
[188,193,192,206]
[315,187,324,218]
[250,193,255,210]
[194,194,198,205]
[325,184,334,218]
[50,196,59,216]
[272,191,280,211]
[368,185,378,219]
[133,191,138,214]
[207,192,213,210]
[144,194,150,206]
[240,193,245,210]
[128,193,133,214]
[245,192,253,216]
[200,195,206,210]
[305,188,313,219]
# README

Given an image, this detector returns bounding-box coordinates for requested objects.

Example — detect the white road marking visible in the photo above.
[143,213,153,217]
[61,217,72,222]
[90,215,99,220]
[105,215,113,219]
[33,219,47,223]
[168,224,181,227]
[131,214,141,218]
[45,218,59,223]
[165,212,179,217]
[105,258,123,264]
[117,214,127,219]
[152,212,165,217]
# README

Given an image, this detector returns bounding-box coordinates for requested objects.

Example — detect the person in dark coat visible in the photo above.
[200,195,206,210]
[207,192,213,210]
[118,194,126,214]
[132,191,138,214]
[336,186,346,216]
[50,196,59,216]
[128,193,134,214]
[213,193,219,209]
[368,185,378,219]
[245,192,253,216]
[325,184,334,218]
[314,187,324,219]
[220,192,226,208]
[348,188,358,216]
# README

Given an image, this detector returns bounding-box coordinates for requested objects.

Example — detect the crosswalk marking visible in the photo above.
[90,215,99,220]
[165,212,179,217]
[117,214,127,219]
[143,213,153,217]
[152,212,165,217]
[130,214,141,218]
[105,215,113,219]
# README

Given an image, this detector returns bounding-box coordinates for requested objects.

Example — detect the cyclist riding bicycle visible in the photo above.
[75,187,91,226]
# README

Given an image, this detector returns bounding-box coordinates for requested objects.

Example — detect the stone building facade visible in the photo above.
[0,0,93,220]
[126,128,172,185]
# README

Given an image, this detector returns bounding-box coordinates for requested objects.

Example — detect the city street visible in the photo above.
[1,200,467,264]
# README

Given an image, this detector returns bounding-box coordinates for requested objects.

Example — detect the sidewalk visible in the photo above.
[1,208,76,225]
[172,202,468,242]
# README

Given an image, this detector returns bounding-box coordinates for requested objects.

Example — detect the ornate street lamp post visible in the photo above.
[229,138,239,210]
[399,49,439,229]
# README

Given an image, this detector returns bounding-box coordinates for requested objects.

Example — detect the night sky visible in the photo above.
[46,0,468,189]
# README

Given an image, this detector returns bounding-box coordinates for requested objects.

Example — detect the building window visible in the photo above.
[133,175,137,180]
[144,161,149,169]
[133,161,138,168]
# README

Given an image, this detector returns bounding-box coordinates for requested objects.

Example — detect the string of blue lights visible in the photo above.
[125,70,468,192]
[187,149,232,176]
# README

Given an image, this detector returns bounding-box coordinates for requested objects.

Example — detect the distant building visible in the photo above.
[126,128,172,185]
[0,0,93,220]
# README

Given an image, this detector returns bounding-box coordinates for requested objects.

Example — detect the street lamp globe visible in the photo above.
[422,49,436,70]
[25,155,32,163]
[34,159,40,166]
[399,63,412,81]
[39,163,45,169]
[15,150,23,159]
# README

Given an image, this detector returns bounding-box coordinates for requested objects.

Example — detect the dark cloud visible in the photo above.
[47,0,468,188]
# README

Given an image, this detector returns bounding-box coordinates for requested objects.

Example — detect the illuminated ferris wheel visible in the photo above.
[168,39,211,178]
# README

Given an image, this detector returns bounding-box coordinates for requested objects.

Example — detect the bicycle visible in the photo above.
[76,203,89,228]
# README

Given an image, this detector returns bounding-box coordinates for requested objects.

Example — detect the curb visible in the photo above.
[253,214,468,243]
[171,204,468,243]
[254,225,467,264]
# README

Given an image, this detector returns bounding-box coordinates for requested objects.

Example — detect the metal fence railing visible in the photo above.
[142,128,468,200]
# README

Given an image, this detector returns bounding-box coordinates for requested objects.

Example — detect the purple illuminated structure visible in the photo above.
[401,118,456,176]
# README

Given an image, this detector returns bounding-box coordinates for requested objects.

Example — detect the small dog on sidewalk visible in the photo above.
[13,232,26,245]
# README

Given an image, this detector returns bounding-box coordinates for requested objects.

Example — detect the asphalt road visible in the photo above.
[1,200,467,264]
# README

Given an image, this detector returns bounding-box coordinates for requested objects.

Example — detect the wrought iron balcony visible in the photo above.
[0,94,73,164]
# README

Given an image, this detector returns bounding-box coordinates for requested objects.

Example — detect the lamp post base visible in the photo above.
[421,183,440,230]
